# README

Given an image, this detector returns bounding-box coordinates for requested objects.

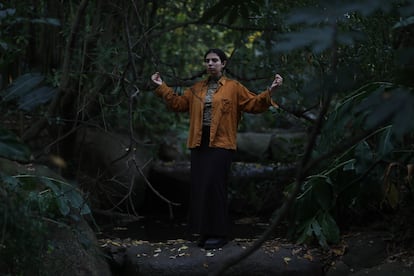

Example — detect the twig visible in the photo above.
[210,80,333,276]
[210,22,340,276]
[132,158,180,213]
[108,174,138,215]
[92,209,143,222]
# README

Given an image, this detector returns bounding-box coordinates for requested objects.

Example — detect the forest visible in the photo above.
[0,0,413,275]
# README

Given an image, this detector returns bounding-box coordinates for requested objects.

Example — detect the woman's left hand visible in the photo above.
[270,74,283,91]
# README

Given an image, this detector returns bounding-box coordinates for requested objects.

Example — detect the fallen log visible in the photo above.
[150,160,296,184]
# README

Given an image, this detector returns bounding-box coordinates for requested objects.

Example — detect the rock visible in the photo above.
[75,127,155,210]
[236,132,272,162]
[156,128,306,164]
[0,157,111,275]
[326,231,413,276]
[269,130,307,164]
[149,161,296,215]
[100,238,324,276]
[235,130,307,164]
[326,260,353,276]
[341,231,389,270]
[350,262,414,276]
[43,219,111,276]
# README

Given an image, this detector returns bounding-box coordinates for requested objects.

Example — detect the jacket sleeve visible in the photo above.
[154,83,190,112]
[236,82,276,113]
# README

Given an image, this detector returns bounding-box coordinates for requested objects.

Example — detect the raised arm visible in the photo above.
[151,72,163,86]
[269,73,283,93]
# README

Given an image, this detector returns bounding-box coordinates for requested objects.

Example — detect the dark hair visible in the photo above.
[204,48,228,63]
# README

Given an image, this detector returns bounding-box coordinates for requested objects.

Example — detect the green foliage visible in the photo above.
[0,172,92,274]
[0,127,31,162]
[200,0,264,25]
[0,126,91,274]
[1,73,56,111]
[1,0,414,253]
[288,82,414,248]
[0,2,60,80]
[274,0,414,248]
[0,176,48,274]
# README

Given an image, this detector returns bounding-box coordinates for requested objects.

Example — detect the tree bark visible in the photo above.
[22,0,90,142]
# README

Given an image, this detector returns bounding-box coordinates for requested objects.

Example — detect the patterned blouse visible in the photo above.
[202,79,219,126]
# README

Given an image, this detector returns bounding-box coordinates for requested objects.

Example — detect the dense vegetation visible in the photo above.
[1,0,413,274]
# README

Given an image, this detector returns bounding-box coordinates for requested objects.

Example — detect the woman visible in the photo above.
[151,48,283,249]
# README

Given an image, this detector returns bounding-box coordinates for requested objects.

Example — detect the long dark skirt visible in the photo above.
[188,126,234,237]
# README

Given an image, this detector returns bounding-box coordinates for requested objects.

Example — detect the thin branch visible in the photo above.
[92,209,142,223]
[132,158,180,208]
[211,22,340,276]
[108,174,137,214]
[277,103,318,124]
[210,84,333,276]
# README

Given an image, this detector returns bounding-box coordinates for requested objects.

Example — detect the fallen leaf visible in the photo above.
[132,240,148,246]
[304,253,313,261]
[331,244,347,256]
[113,227,128,231]
[283,257,291,264]
[110,241,121,247]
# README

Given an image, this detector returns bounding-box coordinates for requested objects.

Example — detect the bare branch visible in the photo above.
[133,158,180,207]
[211,22,340,276]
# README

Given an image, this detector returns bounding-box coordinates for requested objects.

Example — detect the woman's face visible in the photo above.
[204,52,226,77]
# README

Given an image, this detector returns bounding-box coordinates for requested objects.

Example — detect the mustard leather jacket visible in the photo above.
[154,76,274,150]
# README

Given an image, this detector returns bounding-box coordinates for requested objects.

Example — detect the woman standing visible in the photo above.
[151,48,283,249]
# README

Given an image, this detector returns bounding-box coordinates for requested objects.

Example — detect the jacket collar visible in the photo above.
[204,75,227,86]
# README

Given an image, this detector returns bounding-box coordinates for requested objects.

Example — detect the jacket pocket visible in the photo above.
[221,99,232,113]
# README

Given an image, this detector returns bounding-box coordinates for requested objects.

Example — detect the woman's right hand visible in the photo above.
[151,72,163,86]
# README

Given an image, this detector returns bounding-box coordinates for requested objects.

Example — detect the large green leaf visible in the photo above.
[0,127,30,161]
[318,212,340,244]
[1,73,56,111]
[56,194,70,216]
[0,173,20,190]
[18,86,56,111]
[310,176,333,211]
[276,26,335,53]
[355,85,414,138]
[61,182,91,215]
[354,141,373,174]
[1,73,44,101]
[40,177,91,217]
[377,126,394,157]
[296,217,315,244]
[393,16,414,29]
[31,17,60,26]
[311,219,328,248]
